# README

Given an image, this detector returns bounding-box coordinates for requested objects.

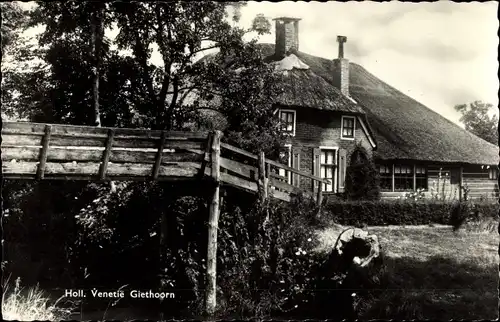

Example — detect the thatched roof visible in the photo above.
[258,43,498,165]
[266,53,364,114]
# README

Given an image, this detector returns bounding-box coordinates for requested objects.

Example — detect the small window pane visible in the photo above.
[328,151,334,164]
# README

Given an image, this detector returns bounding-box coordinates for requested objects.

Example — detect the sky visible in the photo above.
[234,1,499,125]
[12,1,499,126]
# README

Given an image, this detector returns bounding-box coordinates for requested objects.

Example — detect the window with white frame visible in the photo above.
[279,109,296,136]
[320,149,336,192]
[278,145,292,184]
[341,116,355,139]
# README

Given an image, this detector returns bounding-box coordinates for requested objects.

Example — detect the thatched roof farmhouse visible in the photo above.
[257,17,498,200]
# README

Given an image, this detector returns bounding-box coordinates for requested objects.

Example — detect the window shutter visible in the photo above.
[292,148,300,187]
[313,148,321,193]
[338,148,347,193]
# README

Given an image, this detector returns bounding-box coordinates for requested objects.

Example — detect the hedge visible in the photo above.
[321,200,499,227]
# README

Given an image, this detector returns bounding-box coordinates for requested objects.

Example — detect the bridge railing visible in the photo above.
[218,141,329,203]
[1,122,208,181]
[2,121,328,203]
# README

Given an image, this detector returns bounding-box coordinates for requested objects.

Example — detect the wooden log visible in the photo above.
[206,130,222,317]
[2,121,209,139]
[112,138,204,150]
[1,133,205,150]
[1,147,103,162]
[2,161,201,178]
[99,129,115,180]
[269,172,289,182]
[1,134,102,147]
[36,125,52,180]
[219,157,257,180]
[219,171,258,193]
[269,177,297,193]
[1,146,203,164]
[220,142,258,160]
[267,158,330,184]
[110,150,204,164]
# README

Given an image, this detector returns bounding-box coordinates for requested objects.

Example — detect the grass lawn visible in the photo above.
[315,224,499,320]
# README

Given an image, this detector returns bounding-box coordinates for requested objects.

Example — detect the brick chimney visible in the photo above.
[333,35,350,97]
[273,17,301,58]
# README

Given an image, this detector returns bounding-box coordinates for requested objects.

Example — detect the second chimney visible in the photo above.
[333,35,350,97]
[273,17,301,58]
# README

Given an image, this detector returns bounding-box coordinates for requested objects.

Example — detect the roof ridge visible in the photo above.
[350,62,499,149]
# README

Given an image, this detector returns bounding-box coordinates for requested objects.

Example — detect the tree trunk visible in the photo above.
[90,8,102,128]
[91,4,116,193]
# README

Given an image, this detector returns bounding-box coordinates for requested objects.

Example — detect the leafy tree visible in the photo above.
[109,2,283,152]
[1,2,31,119]
[344,144,380,201]
[1,2,26,61]
[455,101,498,145]
[15,2,284,153]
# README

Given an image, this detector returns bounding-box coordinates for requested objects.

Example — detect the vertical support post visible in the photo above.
[258,151,268,203]
[316,180,323,206]
[37,125,52,180]
[152,131,167,180]
[99,129,115,180]
[206,130,222,317]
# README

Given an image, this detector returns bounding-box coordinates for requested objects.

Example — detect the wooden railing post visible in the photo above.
[316,181,323,206]
[152,131,167,180]
[258,151,268,203]
[206,130,222,317]
[36,125,52,180]
[99,128,115,180]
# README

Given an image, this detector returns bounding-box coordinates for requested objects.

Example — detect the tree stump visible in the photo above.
[317,227,383,319]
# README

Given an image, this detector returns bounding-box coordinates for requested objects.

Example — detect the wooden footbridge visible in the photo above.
[1,121,327,316]
[1,121,327,202]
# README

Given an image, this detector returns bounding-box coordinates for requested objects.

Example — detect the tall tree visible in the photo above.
[1,2,25,62]
[455,101,498,145]
[1,2,30,119]
[90,3,105,127]
[111,2,283,152]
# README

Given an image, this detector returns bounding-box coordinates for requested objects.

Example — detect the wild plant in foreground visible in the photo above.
[2,277,73,321]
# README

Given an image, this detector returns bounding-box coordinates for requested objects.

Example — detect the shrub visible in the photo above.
[344,144,380,201]
[215,193,327,319]
[322,200,499,227]
[2,277,73,321]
